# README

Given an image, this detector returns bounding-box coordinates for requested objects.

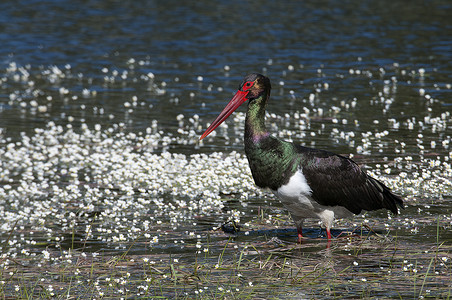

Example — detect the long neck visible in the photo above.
[244,93,270,144]
[243,92,301,190]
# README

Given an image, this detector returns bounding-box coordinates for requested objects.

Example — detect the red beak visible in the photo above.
[200,90,249,140]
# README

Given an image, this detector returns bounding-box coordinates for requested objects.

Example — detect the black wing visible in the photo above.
[297,145,403,215]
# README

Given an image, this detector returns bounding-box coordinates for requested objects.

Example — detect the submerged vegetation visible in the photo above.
[2,222,452,299]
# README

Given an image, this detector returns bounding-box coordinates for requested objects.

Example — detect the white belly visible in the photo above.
[273,169,354,227]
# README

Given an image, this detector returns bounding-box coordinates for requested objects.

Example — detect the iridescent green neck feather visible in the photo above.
[244,94,269,142]
[244,94,300,190]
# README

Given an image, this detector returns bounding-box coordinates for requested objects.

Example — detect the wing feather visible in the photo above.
[297,146,403,215]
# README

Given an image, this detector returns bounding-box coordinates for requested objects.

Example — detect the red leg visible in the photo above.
[297,226,303,243]
[326,228,332,240]
[325,228,332,249]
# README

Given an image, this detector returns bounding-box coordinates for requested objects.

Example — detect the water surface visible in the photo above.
[0,0,451,298]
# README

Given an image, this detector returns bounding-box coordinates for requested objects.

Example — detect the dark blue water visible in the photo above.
[2,1,451,66]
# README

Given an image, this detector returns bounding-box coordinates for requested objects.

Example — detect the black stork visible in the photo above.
[200,73,403,242]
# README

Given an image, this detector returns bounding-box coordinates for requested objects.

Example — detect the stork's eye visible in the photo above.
[242,81,254,91]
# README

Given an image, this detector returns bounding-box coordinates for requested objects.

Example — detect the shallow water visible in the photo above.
[0,0,451,298]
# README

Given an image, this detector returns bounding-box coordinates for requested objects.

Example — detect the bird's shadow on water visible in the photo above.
[221,222,381,245]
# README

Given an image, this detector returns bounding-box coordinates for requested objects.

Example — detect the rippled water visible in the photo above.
[0,0,451,298]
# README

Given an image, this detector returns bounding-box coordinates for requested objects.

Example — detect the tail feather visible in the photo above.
[368,177,404,214]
